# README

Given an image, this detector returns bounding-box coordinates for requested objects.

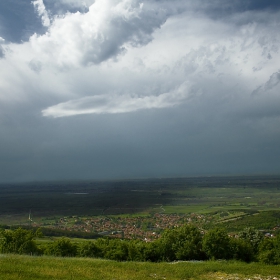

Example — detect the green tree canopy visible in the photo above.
[0,227,40,255]
[159,225,204,261]
[238,227,263,254]
[202,228,231,260]
[44,237,77,257]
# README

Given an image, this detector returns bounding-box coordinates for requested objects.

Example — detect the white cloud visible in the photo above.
[32,0,51,27]
[42,82,192,117]
[1,1,280,120]
[29,0,168,68]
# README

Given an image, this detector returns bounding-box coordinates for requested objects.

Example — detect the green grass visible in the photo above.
[0,255,280,280]
[163,205,210,214]
[221,210,280,231]
[35,237,98,246]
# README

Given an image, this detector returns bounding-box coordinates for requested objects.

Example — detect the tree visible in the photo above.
[229,237,254,262]
[202,228,231,260]
[127,240,145,261]
[143,240,162,262]
[45,237,77,257]
[103,239,128,261]
[258,235,280,265]
[159,225,204,261]
[79,241,102,258]
[238,227,263,255]
[0,227,40,255]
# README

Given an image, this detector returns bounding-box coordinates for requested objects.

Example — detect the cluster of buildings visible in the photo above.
[48,213,208,241]
[34,211,279,241]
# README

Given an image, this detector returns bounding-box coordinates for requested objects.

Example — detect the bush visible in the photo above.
[79,241,103,258]
[44,237,77,257]
[127,240,146,261]
[202,228,231,260]
[229,238,254,262]
[143,240,162,262]
[238,227,263,254]
[0,228,41,255]
[103,240,129,261]
[158,225,204,261]
[258,236,280,265]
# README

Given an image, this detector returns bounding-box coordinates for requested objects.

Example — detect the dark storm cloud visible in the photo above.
[195,0,280,17]
[245,0,280,10]
[43,0,90,14]
[0,0,280,182]
[2,96,280,183]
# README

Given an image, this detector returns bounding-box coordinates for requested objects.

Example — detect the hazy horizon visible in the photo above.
[1,173,280,185]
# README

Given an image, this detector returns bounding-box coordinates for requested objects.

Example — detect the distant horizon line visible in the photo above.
[1,172,280,185]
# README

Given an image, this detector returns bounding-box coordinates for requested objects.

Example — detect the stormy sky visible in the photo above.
[0,0,280,182]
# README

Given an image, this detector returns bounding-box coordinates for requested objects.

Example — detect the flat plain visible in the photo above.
[0,176,280,228]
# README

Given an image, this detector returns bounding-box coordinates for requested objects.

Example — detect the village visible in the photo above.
[42,213,210,241]
[35,209,280,241]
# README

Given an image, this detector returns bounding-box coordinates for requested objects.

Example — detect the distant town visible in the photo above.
[36,213,210,241]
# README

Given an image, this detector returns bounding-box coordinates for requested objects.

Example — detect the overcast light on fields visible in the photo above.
[0,0,280,182]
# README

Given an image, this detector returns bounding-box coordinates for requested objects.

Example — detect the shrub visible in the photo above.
[229,238,254,262]
[258,236,280,265]
[202,228,231,260]
[238,227,263,254]
[44,237,77,257]
[158,225,204,261]
[0,227,40,255]
[79,241,103,258]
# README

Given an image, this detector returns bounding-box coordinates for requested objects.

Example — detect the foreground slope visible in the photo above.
[0,255,280,280]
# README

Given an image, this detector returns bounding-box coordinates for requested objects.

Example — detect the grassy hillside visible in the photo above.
[0,255,280,280]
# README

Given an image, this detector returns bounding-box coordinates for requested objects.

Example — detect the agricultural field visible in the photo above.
[0,176,280,235]
[0,176,280,217]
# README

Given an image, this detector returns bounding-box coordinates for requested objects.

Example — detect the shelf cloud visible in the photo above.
[42,82,192,117]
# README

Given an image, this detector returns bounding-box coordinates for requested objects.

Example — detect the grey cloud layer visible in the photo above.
[0,37,5,58]
[40,5,280,118]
